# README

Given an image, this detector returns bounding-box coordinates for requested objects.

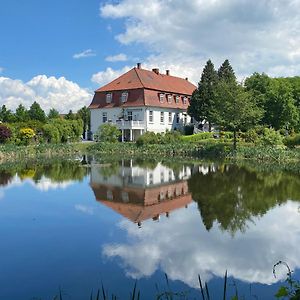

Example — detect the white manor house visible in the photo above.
[89,63,197,141]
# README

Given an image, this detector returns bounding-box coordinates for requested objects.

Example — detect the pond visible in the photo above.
[0,158,299,299]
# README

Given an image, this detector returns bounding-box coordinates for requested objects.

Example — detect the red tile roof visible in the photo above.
[96,67,196,95]
[89,67,196,109]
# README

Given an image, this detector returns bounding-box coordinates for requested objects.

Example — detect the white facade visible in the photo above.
[90,106,192,141]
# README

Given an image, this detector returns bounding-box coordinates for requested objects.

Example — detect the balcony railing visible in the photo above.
[115,120,145,129]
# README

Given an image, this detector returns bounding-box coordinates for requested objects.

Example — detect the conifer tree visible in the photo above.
[188,59,218,130]
[218,59,237,84]
[15,104,29,122]
[28,101,46,122]
[48,108,60,119]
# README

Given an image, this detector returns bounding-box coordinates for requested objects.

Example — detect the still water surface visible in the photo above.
[0,158,299,299]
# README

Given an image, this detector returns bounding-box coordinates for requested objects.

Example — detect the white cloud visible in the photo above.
[75,204,94,215]
[91,66,131,86]
[103,201,300,288]
[100,0,300,80]
[73,49,96,59]
[0,75,92,113]
[105,53,128,62]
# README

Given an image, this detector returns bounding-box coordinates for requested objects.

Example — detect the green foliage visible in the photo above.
[259,128,284,146]
[183,125,194,135]
[96,123,121,142]
[188,59,218,126]
[77,106,91,132]
[43,124,60,143]
[181,132,215,142]
[218,59,237,84]
[212,81,263,149]
[136,131,181,146]
[65,109,76,120]
[15,104,29,122]
[284,134,300,148]
[48,108,60,119]
[0,105,15,122]
[28,101,46,122]
[0,124,12,143]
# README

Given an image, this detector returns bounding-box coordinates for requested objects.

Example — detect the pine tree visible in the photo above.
[28,101,46,122]
[48,108,60,119]
[15,104,29,122]
[188,59,218,130]
[218,59,237,84]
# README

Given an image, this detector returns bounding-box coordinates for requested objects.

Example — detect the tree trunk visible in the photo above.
[233,129,237,151]
[208,122,212,132]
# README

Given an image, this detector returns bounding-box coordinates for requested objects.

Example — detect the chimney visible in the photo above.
[185,77,188,81]
[152,68,159,75]
[137,62,141,69]
[166,70,170,76]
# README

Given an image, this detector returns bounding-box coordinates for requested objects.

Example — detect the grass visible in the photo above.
[32,263,300,299]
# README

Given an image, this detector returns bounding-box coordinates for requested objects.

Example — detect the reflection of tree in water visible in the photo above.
[0,160,89,187]
[188,164,300,234]
[0,170,14,186]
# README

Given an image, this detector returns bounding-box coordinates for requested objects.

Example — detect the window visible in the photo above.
[149,111,153,123]
[184,114,187,124]
[160,112,164,123]
[160,171,164,183]
[106,93,112,103]
[176,113,180,123]
[149,173,153,185]
[167,95,172,103]
[183,97,188,105]
[102,112,107,123]
[168,112,172,124]
[127,111,132,121]
[160,93,165,103]
[175,95,180,103]
[121,92,128,103]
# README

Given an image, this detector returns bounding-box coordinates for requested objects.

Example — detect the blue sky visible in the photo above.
[0,0,142,88]
[0,0,299,112]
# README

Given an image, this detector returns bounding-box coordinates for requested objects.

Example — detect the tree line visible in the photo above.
[188,59,300,149]
[0,101,90,145]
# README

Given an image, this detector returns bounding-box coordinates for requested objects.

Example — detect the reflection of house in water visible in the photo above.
[90,160,193,226]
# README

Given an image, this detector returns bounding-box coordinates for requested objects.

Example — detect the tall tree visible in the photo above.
[48,108,60,119]
[211,82,263,150]
[65,110,76,120]
[218,59,237,84]
[77,106,90,136]
[28,101,46,122]
[188,59,218,130]
[0,105,15,123]
[264,79,299,130]
[15,104,29,122]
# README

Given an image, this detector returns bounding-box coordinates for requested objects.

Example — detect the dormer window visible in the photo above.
[175,95,180,103]
[121,91,128,103]
[106,93,112,103]
[160,93,165,103]
[167,95,172,103]
[183,97,188,105]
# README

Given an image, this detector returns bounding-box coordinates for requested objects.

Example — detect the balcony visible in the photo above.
[115,120,145,129]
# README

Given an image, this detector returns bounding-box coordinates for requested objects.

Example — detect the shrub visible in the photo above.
[181,132,214,142]
[96,123,121,143]
[284,134,300,148]
[43,124,60,143]
[0,124,12,143]
[244,128,260,144]
[183,125,194,135]
[136,131,181,146]
[259,128,284,146]
[136,131,160,146]
[19,128,35,145]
